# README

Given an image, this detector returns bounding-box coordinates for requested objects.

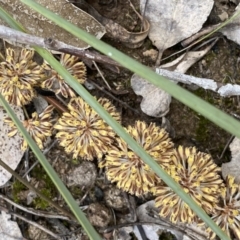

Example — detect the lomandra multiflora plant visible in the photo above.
[152,146,223,224]
[41,53,86,98]
[0,48,44,106]
[207,175,240,239]
[0,46,230,240]
[99,121,174,196]
[5,105,54,150]
[54,97,121,160]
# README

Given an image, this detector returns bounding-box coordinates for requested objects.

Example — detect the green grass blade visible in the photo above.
[0,94,101,240]
[0,8,102,240]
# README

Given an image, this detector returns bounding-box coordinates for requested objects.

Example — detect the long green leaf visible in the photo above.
[7,1,233,239]
[0,94,101,240]
[0,7,101,240]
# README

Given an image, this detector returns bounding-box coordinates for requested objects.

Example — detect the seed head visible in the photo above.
[5,105,54,151]
[54,97,120,160]
[99,121,174,196]
[207,175,240,239]
[152,146,223,224]
[41,53,86,98]
[0,48,44,106]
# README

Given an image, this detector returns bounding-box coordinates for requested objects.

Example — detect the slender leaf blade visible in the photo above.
[0,7,101,240]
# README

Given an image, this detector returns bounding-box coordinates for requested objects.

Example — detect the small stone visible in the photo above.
[67,161,97,187]
[218,11,228,21]
[28,223,49,240]
[104,187,128,210]
[222,137,240,184]
[131,74,171,117]
[87,203,112,228]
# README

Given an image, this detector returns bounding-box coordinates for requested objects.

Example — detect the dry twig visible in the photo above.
[0,206,61,240]
[0,194,74,221]
[0,25,121,69]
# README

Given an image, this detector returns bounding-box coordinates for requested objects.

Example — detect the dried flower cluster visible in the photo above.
[41,53,86,98]
[0,48,45,106]
[54,97,120,160]
[207,175,240,239]
[152,146,223,224]
[99,121,174,196]
[5,105,54,151]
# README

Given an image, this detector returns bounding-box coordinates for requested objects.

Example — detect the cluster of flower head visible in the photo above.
[0,48,87,149]
[99,121,174,196]
[207,175,240,239]
[152,146,223,224]
[2,47,236,239]
[54,97,121,160]
[0,48,86,106]
[1,48,122,162]
[0,48,44,106]
[41,53,86,98]
[5,105,54,150]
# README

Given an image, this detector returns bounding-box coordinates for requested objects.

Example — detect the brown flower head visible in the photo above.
[54,97,120,160]
[0,48,44,106]
[5,105,54,151]
[152,146,223,224]
[207,175,240,239]
[41,53,86,98]
[99,121,174,196]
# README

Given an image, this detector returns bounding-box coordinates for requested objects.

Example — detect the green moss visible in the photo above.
[142,38,154,50]
[194,88,215,104]
[71,158,80,165]
[134,25,141,32]
[195,115,210,143]
[12,166,56,208]
[32,165,55,189]
[12,180,27,203]
[129,232,138,240]
[159,231,176,240]
[33,188,52,209]
[204,51,216,64]
[69,186,82,199]
[123,78,132,89]
[31,165,57,209]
